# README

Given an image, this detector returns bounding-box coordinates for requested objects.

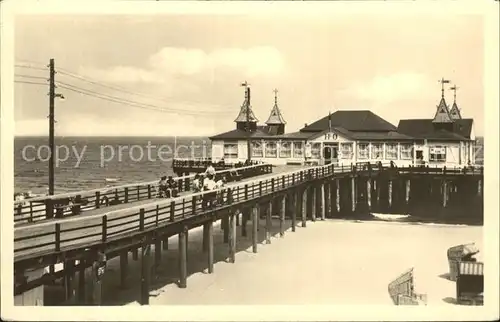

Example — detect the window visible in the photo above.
[251,141,263,158]
[371,143,383,160]
[280,141,291,158]
[311,143,321,159]
[385,143,398,160]
[340,143,353,159]
[293,141,304,158]
[223,143,238,159]
[357,143,369,160]
[429,146,446,163]
[400,144,413,160]
[265,141,277,158]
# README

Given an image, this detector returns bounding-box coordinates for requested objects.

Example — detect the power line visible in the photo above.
[14,64,48,71]
[56,82,228,116]
[14,80,48,86]
[56,67,233,113]
[15,74,49,81]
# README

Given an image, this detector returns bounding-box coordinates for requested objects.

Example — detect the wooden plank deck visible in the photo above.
[14,165,306,260]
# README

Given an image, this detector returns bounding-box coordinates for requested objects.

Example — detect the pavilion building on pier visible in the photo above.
[209,83,477,167]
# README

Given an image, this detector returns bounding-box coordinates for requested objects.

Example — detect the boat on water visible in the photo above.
[105,178,120,183]
[371,213,411,221]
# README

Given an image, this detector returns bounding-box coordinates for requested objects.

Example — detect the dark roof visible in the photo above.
[397,119,473,140]
[350,131,414,141]
[275,131,316,140]
[209,128,275,140]
[300,110,397,132]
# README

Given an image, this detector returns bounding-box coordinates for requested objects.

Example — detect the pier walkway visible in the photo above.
[13,162,483,306]
[14,163,273,225]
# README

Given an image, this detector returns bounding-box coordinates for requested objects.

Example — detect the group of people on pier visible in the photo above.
[156,162,227,208]
[156,175,179,198]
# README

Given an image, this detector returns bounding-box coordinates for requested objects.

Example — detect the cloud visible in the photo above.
[80,46,286,84]
[343,73,432,105]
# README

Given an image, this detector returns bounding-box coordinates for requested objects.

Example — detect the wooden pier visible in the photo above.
[14,163,272,225]
[13,162,483,305]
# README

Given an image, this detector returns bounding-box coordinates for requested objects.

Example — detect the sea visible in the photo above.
[14,136,211,194]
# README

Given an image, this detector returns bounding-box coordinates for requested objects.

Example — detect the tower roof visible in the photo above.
[432,97,454,123]
[449,84,462,120]
[265,89,286,125]
[234,100,258,123]
[449,101,462,120]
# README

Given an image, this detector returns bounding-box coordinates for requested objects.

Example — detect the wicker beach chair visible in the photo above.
[388,268,428,305]
[447,243,479,281]
[456,261,484,305]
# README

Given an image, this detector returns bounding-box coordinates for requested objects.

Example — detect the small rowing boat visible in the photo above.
[371,213,410,221]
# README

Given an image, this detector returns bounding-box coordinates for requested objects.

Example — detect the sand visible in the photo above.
[92,218,482,306]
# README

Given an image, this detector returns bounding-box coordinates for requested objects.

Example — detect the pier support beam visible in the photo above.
[311,186,317,222]
[405,180,411,204]
[202,222,209,252]
[252,206,258,253]
[223,215,229,243]
[388,180,393,208]
[229,212,237,263]
[351,177,356,212]
[336,179,340,213]
[291,191,297,232]
[266,201,272,244]
[302,189,307,227]
[178,227,188,289]
[320,183,326,220]
[376,179,381,206]
[241,210,248,237]
[367,179,372,210]
[132,249,138,261]
[78,260,86,303]
[207,220,214,273]
[162,236,169,251]
[280,196,286,237]
[140,242,151,305]
[443,181,448,208]
[154,239,161,271]
[91,252,106,305]
[64,260,75,304]
[477,179,482,197]
[120,251,128,288]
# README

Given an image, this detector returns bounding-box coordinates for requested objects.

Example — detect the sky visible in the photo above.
[14,13,485,137]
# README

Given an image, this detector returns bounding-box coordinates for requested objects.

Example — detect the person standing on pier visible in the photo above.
[157,176,168,198]
[205,162,216,177]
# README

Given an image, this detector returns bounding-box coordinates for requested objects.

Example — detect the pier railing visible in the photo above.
[172,158,264,172]
[14,162,387,260]
[14,163,272,225]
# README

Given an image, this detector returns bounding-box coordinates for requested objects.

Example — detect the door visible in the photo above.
[323,144,339,164]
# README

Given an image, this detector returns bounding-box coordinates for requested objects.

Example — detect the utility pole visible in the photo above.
[241,81,251,163]
[47,58,65,195]
[48,58,55,196]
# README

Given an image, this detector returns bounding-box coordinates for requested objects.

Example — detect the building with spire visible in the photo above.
[264,89,286,135]
[209,79,477,167]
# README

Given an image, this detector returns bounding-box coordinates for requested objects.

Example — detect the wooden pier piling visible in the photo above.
[291,191,297,232]
[301,189,307,227]
[351,177,356,212]
[320,184,326,220]
[207,220,214,273]
[140,242,151,305]
[252,206,258,253]
[178,227,188,289]
[311,185,317,222]
[229,212,237,263]
[280,196,286,237]
[120,251,128,288]
[266,202,272,244]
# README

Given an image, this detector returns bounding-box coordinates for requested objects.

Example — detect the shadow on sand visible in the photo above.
[99,216,294,305]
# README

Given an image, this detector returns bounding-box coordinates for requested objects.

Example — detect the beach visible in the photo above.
[87,218,483,306]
